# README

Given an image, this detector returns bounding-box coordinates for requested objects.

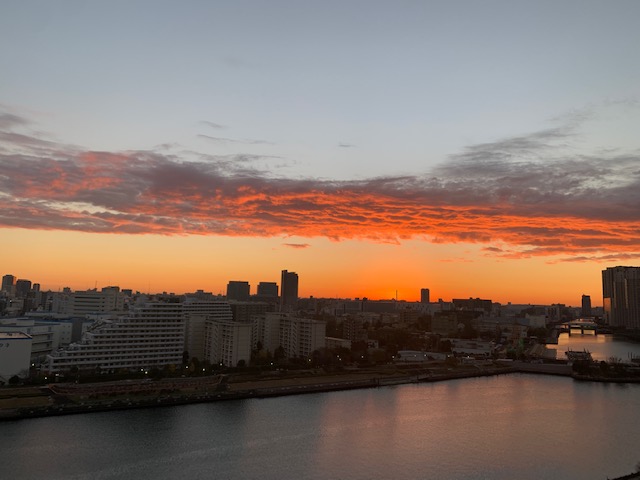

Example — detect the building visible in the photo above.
[15,279,32,298]
[252,312,325,359]
[256,282,278,301]
[229,301,271,323]
[1,274,15,294]
[183,299,233,361]
[280,270,299,310]
[581,294,592,317]
[0,318,61,365]
[0,332,33,380]
[602,266,640,329]
[46,299,185,373]
[226,281,250,302]
[50,287,125,315]
[204,319,252,367]
[420,288,430,304]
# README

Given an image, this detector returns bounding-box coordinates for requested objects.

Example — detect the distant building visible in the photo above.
[602,266,640,329]
[280,270,299,310]
[229,301,271,323]
[226,281,250,302]
[50,288,125,315]
[581,294,592,317]
[1,274,15,295]
[253,312,325,359]
[0,332,32,380]
[453,298,493,316]
[15,279,32,298]
[256,282,278,301]
[420,288,430,304]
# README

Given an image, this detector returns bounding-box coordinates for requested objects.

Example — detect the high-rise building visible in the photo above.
[15,279,32,297]
[581,294,592,317]
[420,288,430,304]
[280,270,299,310]
[257,282,278,300]
[602,266,640,329]
[1,274,15,294]
[226,281,250,301]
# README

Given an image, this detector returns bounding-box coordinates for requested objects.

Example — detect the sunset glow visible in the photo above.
[2,1,640,306]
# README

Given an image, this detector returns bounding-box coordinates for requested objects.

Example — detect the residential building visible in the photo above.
[183,299,233,361]
[45,299,185,373]
[204,319,252,367]
[602,266,640,329]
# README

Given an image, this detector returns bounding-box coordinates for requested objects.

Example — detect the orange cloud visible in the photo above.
[1,109,639,263]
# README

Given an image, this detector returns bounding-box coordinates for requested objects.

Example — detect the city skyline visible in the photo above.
[2,2,640,306]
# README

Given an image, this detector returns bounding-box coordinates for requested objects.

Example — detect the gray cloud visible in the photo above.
[1,107,639,262]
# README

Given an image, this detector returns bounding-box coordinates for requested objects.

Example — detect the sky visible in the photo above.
[1,1,640,305]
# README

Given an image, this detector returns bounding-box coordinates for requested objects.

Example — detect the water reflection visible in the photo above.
[547,333,640,362]
[2,376,640,480]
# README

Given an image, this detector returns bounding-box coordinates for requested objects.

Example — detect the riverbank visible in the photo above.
[1,362,638,421]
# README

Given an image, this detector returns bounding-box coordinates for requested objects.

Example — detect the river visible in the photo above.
[2,335,640,480]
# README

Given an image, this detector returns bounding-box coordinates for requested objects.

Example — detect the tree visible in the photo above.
[8,375,20,385]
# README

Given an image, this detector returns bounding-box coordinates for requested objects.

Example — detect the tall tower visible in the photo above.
[280,270,299,310]
[420,288,430,304]
[581,294,592,317]
[602,266,640,329]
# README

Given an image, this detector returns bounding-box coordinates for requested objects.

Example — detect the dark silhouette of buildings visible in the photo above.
[256,282,278,301]
[226,281,250,302]
[420,288,430,304]
[280,270,298,310]
[602,266,640,329]
[581,294,592,317]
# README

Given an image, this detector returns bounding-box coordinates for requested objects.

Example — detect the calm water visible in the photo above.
[2,336,640,480]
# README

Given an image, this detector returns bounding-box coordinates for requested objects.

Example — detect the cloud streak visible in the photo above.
[1,109,639,262]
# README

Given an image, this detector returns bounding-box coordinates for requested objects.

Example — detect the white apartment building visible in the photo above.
[204,319,252,367]
[46,300,184,373]
[253,313,326,359]
[183,299,233,361]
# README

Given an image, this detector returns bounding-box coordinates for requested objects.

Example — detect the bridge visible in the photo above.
[560,320,599,336]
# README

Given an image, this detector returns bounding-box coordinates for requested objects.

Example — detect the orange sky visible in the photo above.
[2,228,605,306]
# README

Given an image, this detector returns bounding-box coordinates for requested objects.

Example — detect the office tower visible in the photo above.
[280,270,299,310]
[420,288,430,304]
[581,294,592,317]
[226,281,250,301]
[15,279,32,297]
[1,274,15,294]
[257,282,278,299]
[602,266,640,329]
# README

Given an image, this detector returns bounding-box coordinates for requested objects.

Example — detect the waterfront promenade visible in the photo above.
[4,359,635,421]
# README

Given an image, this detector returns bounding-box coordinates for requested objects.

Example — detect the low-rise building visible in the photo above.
[0,332,32,380]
